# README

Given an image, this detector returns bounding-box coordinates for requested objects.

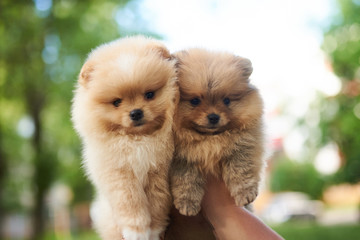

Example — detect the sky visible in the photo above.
[117,0,342,173]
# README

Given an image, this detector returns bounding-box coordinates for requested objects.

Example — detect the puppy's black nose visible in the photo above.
[130,109,144,121]
[207,113,220,124]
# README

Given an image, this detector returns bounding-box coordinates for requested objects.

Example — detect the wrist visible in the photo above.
[203,203,241,227]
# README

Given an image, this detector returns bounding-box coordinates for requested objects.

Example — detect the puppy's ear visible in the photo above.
[150,43,172,60]
[234,56,253,80]
[78,61,94,87]
[171,50,188,68]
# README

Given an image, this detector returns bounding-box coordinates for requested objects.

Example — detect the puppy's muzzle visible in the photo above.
[130,109,144,121]
[207,113,220,125]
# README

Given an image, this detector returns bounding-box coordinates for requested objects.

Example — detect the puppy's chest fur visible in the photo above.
[120,138,165,182]
[86,125,173,186]
[175,130,240,175]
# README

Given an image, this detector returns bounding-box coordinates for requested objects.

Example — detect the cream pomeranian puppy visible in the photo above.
[72,36,178,240]
[170,49,265,216]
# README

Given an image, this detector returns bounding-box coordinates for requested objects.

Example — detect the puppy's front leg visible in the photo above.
[92,165,151,240]
[170,157,205,216]
[221,135,263,207]
[145,165,172,240]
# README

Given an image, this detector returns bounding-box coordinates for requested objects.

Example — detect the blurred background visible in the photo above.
[0,0,359,239]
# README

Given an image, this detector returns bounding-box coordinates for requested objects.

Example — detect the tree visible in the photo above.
[0,0,154,238]
[319,0,360,184]
[270,157,325,199]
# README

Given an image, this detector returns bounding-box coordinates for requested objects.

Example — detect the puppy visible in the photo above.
[71,36,178,240]
[170,48,265,216]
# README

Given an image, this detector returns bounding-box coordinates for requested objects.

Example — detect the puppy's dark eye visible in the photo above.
[112,99,122,107]
[190,98,201,106]
[223,98,231,106]
[145,91,155,100]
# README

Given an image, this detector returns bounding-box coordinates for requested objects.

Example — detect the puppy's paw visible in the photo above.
[174,198,201,216]
[234,188,258,207]
[122,227,151,240]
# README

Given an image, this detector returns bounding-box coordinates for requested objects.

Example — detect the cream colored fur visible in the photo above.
[72,36,178,240]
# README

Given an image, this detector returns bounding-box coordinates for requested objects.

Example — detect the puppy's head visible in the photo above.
[174,49,263,135]
[72,36,177,137]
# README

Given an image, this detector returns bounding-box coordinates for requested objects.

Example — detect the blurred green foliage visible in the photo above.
[272,223,360,240]
[0,0,155,238]
[270,0,360,201]
[270,157,325,199]
[42,231,100,240]
[319,0,360,184]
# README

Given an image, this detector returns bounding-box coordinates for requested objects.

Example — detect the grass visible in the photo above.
[272,222,360,240]
[42,231,100,240]
[38,222,360,240]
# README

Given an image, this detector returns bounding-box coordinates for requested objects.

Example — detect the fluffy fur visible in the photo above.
[72,36,178,240]
[170,48,265,216]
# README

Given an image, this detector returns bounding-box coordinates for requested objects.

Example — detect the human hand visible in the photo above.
[201,175,237,224]
[201,175,284,240]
